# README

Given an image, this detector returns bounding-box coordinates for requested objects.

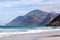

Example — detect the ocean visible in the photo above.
[0,26,60,37]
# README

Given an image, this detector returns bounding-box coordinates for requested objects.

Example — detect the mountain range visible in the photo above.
[6,9,59,26]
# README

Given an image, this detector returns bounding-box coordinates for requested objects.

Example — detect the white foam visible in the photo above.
[0,29,60,37]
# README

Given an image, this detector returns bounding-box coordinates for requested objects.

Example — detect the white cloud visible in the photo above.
[42,0,60,2]
[0,0,60,7]
[0,0,41,7]
[0,0,60,13]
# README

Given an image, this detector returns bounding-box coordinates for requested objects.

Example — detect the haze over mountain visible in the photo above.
[6,9,59,26]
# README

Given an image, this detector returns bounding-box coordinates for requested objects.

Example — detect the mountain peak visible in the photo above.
[25,9,48,17]
[29,9,46,13]
[31,9,41,12]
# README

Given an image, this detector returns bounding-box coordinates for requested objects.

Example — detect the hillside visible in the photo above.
[46,15,60,26]
[6,9,59,26]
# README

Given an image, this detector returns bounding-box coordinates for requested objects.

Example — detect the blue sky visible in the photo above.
[0,0,60,25]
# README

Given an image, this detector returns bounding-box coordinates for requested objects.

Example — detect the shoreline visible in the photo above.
[0,30,60,40]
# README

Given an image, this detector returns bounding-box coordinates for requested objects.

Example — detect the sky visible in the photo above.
[0,0,60,25]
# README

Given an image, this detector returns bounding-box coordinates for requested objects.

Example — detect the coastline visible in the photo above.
[0,30,60,40]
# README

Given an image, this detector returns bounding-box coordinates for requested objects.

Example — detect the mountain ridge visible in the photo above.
[6,9,59,26]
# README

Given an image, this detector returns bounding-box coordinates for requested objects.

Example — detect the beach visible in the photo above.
[0,30,60,40]
[37,36,60,40]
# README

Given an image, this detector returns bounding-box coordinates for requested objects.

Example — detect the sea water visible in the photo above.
[0,26,60,37]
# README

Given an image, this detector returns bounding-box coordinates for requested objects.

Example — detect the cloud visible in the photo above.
[42,0,60,2]
[0,0,60,7]
[0,0,60,13]
[0,0,19,2]
[0,0,41,7]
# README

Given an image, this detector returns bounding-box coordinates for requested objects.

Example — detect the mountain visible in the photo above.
[39,13,51,26]
[46,15,60,26]
[6,9,59,26]
[24,10,48,26]
[6,16,28,26]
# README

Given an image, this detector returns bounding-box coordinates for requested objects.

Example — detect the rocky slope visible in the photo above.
[6,9,59,26]
[46,15,60,26]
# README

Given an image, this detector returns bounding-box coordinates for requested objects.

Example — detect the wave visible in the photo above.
[0,28,60,37]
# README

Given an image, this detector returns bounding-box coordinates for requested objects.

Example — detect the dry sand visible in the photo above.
[0,30,60,40]
[37,36,60,40]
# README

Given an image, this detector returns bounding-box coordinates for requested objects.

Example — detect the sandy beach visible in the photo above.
[0,30,60,40]
[37,36,60,40]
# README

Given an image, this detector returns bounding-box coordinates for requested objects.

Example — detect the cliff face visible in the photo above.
[6,9,59,26]
[46,15,60,26]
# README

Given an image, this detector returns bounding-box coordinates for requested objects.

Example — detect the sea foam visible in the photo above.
[0,28,60,37]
